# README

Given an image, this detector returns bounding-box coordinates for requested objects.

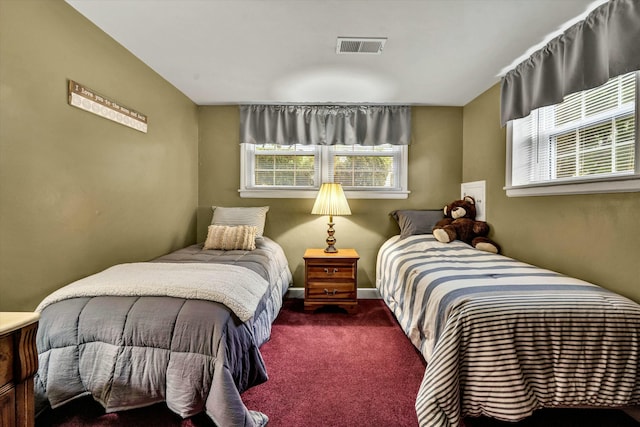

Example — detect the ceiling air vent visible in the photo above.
[336,37,387,55]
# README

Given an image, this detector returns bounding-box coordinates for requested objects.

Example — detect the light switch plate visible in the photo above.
[461,180,486,221]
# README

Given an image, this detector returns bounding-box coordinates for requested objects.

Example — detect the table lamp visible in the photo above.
[311,183,351,253]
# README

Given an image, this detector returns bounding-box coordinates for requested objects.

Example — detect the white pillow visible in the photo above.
[203,225,257,251]
[210,206,269,237]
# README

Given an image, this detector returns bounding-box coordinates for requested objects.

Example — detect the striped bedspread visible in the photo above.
[376,234,640,427]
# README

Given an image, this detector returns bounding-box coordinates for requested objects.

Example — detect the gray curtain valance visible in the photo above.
[500,0,640,126]
[239,105,411,146]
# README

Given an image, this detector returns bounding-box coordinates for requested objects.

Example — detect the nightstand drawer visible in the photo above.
[306,263,356,281]
[306,282,356,300]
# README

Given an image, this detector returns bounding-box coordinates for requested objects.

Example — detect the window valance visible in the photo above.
[500,0,640,126]
[239,105,411,146]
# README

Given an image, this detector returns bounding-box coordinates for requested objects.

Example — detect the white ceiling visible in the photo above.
[65,0,603,107]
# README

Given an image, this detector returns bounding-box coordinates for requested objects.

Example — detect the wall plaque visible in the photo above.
[68,80,148,133]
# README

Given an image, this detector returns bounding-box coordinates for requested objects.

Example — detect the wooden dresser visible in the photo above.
[303,248,359,313]
[0,312,39,427]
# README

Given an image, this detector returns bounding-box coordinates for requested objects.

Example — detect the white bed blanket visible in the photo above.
[36,262,268,322]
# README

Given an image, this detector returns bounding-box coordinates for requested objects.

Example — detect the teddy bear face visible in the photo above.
[443,196,477,220]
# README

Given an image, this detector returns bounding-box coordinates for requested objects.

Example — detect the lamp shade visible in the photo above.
[311,183,351,216]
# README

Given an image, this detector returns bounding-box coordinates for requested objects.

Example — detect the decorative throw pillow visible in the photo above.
[203,225,257,251]
[211,206,269,237]
[390,209,444,239]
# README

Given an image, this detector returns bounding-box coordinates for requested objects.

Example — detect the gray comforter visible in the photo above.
[35,237,291,427]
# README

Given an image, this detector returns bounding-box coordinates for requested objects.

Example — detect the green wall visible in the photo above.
[462,84,640,302]
[3,0,636,311]
[198,106,463,288]
[0,0,199,310]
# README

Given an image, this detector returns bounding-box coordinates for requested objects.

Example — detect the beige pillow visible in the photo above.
[203,225,257,251]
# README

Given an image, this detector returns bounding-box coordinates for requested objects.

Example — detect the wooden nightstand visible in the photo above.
[0,312,39,427]
[303,248,359,314]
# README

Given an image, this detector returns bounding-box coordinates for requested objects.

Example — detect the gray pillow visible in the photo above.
[390,209,444,239]
[211,206,269,237]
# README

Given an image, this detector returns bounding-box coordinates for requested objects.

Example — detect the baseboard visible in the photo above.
[286,287,381,299]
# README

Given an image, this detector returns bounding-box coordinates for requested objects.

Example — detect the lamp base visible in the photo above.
[324,220,338,253]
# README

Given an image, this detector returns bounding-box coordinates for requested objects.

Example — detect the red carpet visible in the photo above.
[241,299,426,426]
[37,299,639,427]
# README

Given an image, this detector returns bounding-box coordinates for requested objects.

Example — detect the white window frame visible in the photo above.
[505,72,640,197]
[239,143,409,199]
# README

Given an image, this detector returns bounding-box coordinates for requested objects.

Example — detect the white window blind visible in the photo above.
[507,71,640,196]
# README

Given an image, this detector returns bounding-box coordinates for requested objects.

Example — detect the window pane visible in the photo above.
[334,157,352,185]
[354,171,372,186]
[615,114,636,172]
[617,115,635,143]
[296,172,315,186]
[254,152,316,187]
[296,156,315,171]
[556,155,576,178]
[555,132,577,178]
[332,154,394,188]
[275,155,295,169]
[255,171,274,185]
[556,132,576,157]
[553,117,636,179]
[616,143,634,172]
[353,156,370,170]
[579,122,612,151]
[334,156,354,169]
[255,155,273,169]
[580,148,612,176]
[272,171,292,186]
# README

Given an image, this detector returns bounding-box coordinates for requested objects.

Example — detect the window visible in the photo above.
[251,144,318,188]
[240,143,409,199]
[506,71,640,197]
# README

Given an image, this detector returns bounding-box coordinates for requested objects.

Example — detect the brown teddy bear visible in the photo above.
[432,196,500,254]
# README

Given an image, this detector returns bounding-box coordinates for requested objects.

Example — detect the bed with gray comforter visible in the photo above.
[35,236,291,427]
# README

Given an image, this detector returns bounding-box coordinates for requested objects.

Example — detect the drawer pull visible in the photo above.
[323,268,339,275]
[323,288,338,295]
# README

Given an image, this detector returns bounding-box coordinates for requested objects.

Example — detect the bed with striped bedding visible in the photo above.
[376,234,640,427]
